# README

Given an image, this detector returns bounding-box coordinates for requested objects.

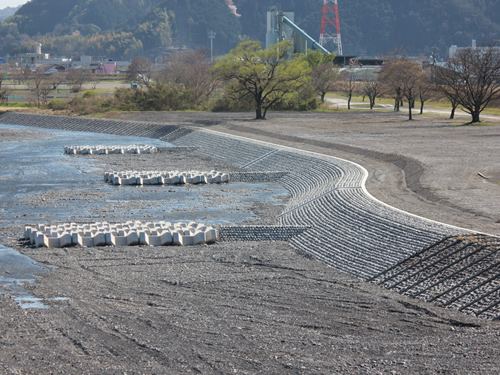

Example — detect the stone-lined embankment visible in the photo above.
[3,111,499,319]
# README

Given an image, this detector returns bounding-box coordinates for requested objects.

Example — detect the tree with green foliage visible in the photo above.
[302,49,340,103]
[310,63,341,103]
[303,50,336,68]
[214,40,312,119]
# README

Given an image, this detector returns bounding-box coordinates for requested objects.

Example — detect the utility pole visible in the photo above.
[209,30,216,62]
[319,0,343,55]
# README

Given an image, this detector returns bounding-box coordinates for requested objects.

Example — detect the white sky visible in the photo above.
[0,0,29,8]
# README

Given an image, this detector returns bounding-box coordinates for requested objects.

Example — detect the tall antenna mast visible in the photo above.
[319,0,343,55]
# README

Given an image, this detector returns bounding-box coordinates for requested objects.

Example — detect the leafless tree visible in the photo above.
[0,86,12,106]
[381,60,422,120]
[66,68,92,92]
[47,72,65,90]
[27,71,54,107]
[417,68,434,114]
[0,64,8,90]
[89,73,100,90]
[21,66,32,83]
[361,73,382,109]
[337,70,357,110]
[311,63,341,103]
[159,49,217,105]
[435,45,500,123]
[127,56,156,88]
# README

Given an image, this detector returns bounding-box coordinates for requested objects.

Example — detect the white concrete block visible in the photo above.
[193,231,206,245]
[93,233,106,246]
[160,232,173,245]
[81,236,94,247]
[115,235,127,246]
[139,232,150,246]
[149,235,162,246]
[205,228,218,244]
[127,232,139,246]
[182,234,194,246]
[35,233,49,248]
[72,233,83,246]
[24,226,32,239]
[105,233,116,246]
[60,233,72,247]
[172,232,183,246]
[47,236,61,248]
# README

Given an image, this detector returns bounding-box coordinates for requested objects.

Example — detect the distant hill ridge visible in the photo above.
[0,0,499,59]
[0,6,19,23]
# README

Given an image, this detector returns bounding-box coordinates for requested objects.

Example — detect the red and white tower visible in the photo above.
[319,0,343,55]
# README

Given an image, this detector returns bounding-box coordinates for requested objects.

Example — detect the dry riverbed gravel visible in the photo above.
[0,110,499,374]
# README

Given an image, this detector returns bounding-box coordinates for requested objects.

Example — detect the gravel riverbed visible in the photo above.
[0,110,499,374]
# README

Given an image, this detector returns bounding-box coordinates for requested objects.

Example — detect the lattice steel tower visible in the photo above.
[319,0,343,55]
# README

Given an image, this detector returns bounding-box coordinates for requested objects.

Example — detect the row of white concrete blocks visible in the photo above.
[64,145,158,155]
[24,221,218,248]
[104,170,230,185]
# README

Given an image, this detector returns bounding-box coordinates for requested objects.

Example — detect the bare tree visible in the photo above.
[361,73,381,109]
[89,73,100,90]
[47,72,65,90]
[381,60,422,120]
[160,49,218,105]
[0,86,12,106]
[435,45,500,123]
[66,68,92,92]
[417,68,433,114]
[127,56,156,88]
[338,70,356,109]
[311,63,340,103]
[21,66,32,83]
[27,71,54,107]
[0,64,8,90]
[432,64,460,119]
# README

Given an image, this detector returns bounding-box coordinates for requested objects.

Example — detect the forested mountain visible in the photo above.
[235,0,500,58]
[0,0,499,60]
[0,6,19,23]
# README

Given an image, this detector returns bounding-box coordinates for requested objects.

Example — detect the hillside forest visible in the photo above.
[0,0,499,60]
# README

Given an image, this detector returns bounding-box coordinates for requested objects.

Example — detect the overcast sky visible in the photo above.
[1,0,29,8]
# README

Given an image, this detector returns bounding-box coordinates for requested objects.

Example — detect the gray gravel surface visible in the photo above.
[0,110,499,374]
[111,111,500,236]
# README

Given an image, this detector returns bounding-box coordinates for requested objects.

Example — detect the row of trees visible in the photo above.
[212,41,500,122]
[336,46,500,123]
[0,64,97,107]
[126,41,333,119]
[6,39,498,123]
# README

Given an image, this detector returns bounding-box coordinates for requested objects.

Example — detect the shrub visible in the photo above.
[47,98,69,111]
[82,90,98,99]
